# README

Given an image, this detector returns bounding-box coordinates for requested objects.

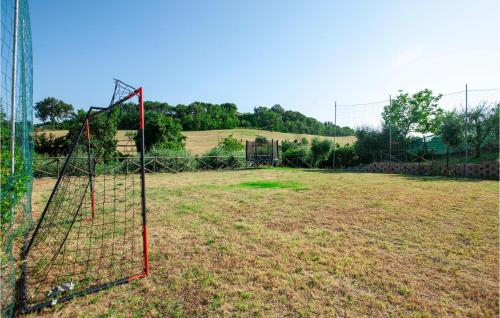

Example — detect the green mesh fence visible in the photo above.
[1,0,33,316]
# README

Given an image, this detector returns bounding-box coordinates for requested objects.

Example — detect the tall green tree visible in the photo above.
[439,110,463,148]
[137,111,185,152]
[382,89,443,138]
[35,97,74,128]
[466,102,498,157]
[310,138,333,167]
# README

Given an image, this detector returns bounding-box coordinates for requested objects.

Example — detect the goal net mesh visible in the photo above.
[21,80,147,312]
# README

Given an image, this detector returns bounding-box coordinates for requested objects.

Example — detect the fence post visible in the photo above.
[464,84,468,177]
[446,145,449,176]
[333,101,337,169]
[389,95,392,171]
[56,158,60,178]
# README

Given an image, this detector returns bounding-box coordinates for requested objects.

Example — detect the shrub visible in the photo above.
[310,138,333,167]
[353,126,385,164]
[281,139,311,167]
[218,134,244,152]
[255,135,268,144]
[147,144,192,158]
[136,111,185,152]
[329,143,357,168]
[34,132,69,156]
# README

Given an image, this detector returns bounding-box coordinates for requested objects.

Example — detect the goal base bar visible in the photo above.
[21,273,147,314]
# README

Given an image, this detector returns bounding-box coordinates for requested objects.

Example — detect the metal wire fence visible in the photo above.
[0,0,33,316]
[335,86,499,178]
[33,156,257,178]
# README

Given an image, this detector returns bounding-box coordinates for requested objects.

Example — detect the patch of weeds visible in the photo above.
[235,299,249,311]
[234,222,250,231]
[239,180,308,191]
[239,290,253,299]
[217,244,228,255]
[175,202,203,215]
[202,212,222,224]
[209,293,222,310]
[297,303,313,317]
[298,250,321,262]
[411,310,431,318]
[205,238,216,246]
[201,271,217,288]
[397,284,412,297]
[167,301,186,318]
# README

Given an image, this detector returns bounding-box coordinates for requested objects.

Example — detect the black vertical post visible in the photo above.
[85,116,96,218]
[245,140,248,167]
[464,84,468,177]
[138,87,149,275]
[333,101,337,169]
[446,145,449,176]
[389,95,392,171]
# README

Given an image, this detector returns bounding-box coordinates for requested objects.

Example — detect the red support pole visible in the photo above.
[138,87,149,276]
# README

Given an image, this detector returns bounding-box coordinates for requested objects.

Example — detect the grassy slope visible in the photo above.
[183,129,355,155]
[35,129,356,155]
[31,170,498,317]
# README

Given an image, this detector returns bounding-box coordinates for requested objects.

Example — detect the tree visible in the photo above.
[64,108,119,160]
[466,102,498,157]
[137,111,185,152]
[353,126,386,164]
[310,138,333,167]
[218,134,243,152]
[382,89,443,138]
[34,133,68,156]
[439,111,463,148]
[35,97,74,128]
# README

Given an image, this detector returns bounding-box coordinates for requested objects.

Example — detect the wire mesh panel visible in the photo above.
[246,140,279,166]
[0,0,33,316]
[335,87,499,178]
[20,80,148,313]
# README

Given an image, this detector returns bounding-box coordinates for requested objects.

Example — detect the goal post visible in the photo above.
[20,80,148,313]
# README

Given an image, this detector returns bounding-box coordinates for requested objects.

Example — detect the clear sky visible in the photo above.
[30,0,499,126]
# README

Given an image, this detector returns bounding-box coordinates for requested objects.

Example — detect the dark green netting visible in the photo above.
[1,0,33,316]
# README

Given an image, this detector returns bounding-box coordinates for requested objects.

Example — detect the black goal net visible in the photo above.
[20,80,148,313]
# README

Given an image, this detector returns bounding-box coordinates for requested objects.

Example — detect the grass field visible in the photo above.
[30,169,498,317]
[35,129,356,155]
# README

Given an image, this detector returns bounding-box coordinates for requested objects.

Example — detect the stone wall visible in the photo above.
[366,161,499,180]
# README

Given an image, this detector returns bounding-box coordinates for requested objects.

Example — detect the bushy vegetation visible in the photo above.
[0,115,28,228]
[136,111,186,152]
[36,99,354,137]
[217,134,244,153]
[34,133,68,156]
[33,89,499,168]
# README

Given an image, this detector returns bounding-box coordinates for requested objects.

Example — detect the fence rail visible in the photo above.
[33,155,285,178]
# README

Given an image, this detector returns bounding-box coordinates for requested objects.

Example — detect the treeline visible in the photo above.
[282,90,500,168]
[37,97,354,137]
[109,101,354,136]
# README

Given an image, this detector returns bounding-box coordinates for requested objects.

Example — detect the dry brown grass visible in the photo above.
[29,170,498,317]
[183,129,355,155]
[35,129,356,155]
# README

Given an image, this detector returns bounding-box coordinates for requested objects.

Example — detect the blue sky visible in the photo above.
[31,0,499,125]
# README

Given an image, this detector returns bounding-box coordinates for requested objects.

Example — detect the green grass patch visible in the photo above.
[239,180,307,190]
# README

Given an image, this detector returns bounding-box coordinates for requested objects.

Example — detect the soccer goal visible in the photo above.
[19,80,148,312]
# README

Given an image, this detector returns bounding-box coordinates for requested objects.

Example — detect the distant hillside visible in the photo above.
[184,129,355,155]
[35,129,356,156]
[52,101,354,138]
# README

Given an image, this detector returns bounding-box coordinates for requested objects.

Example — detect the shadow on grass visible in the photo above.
[299,168,491,182]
